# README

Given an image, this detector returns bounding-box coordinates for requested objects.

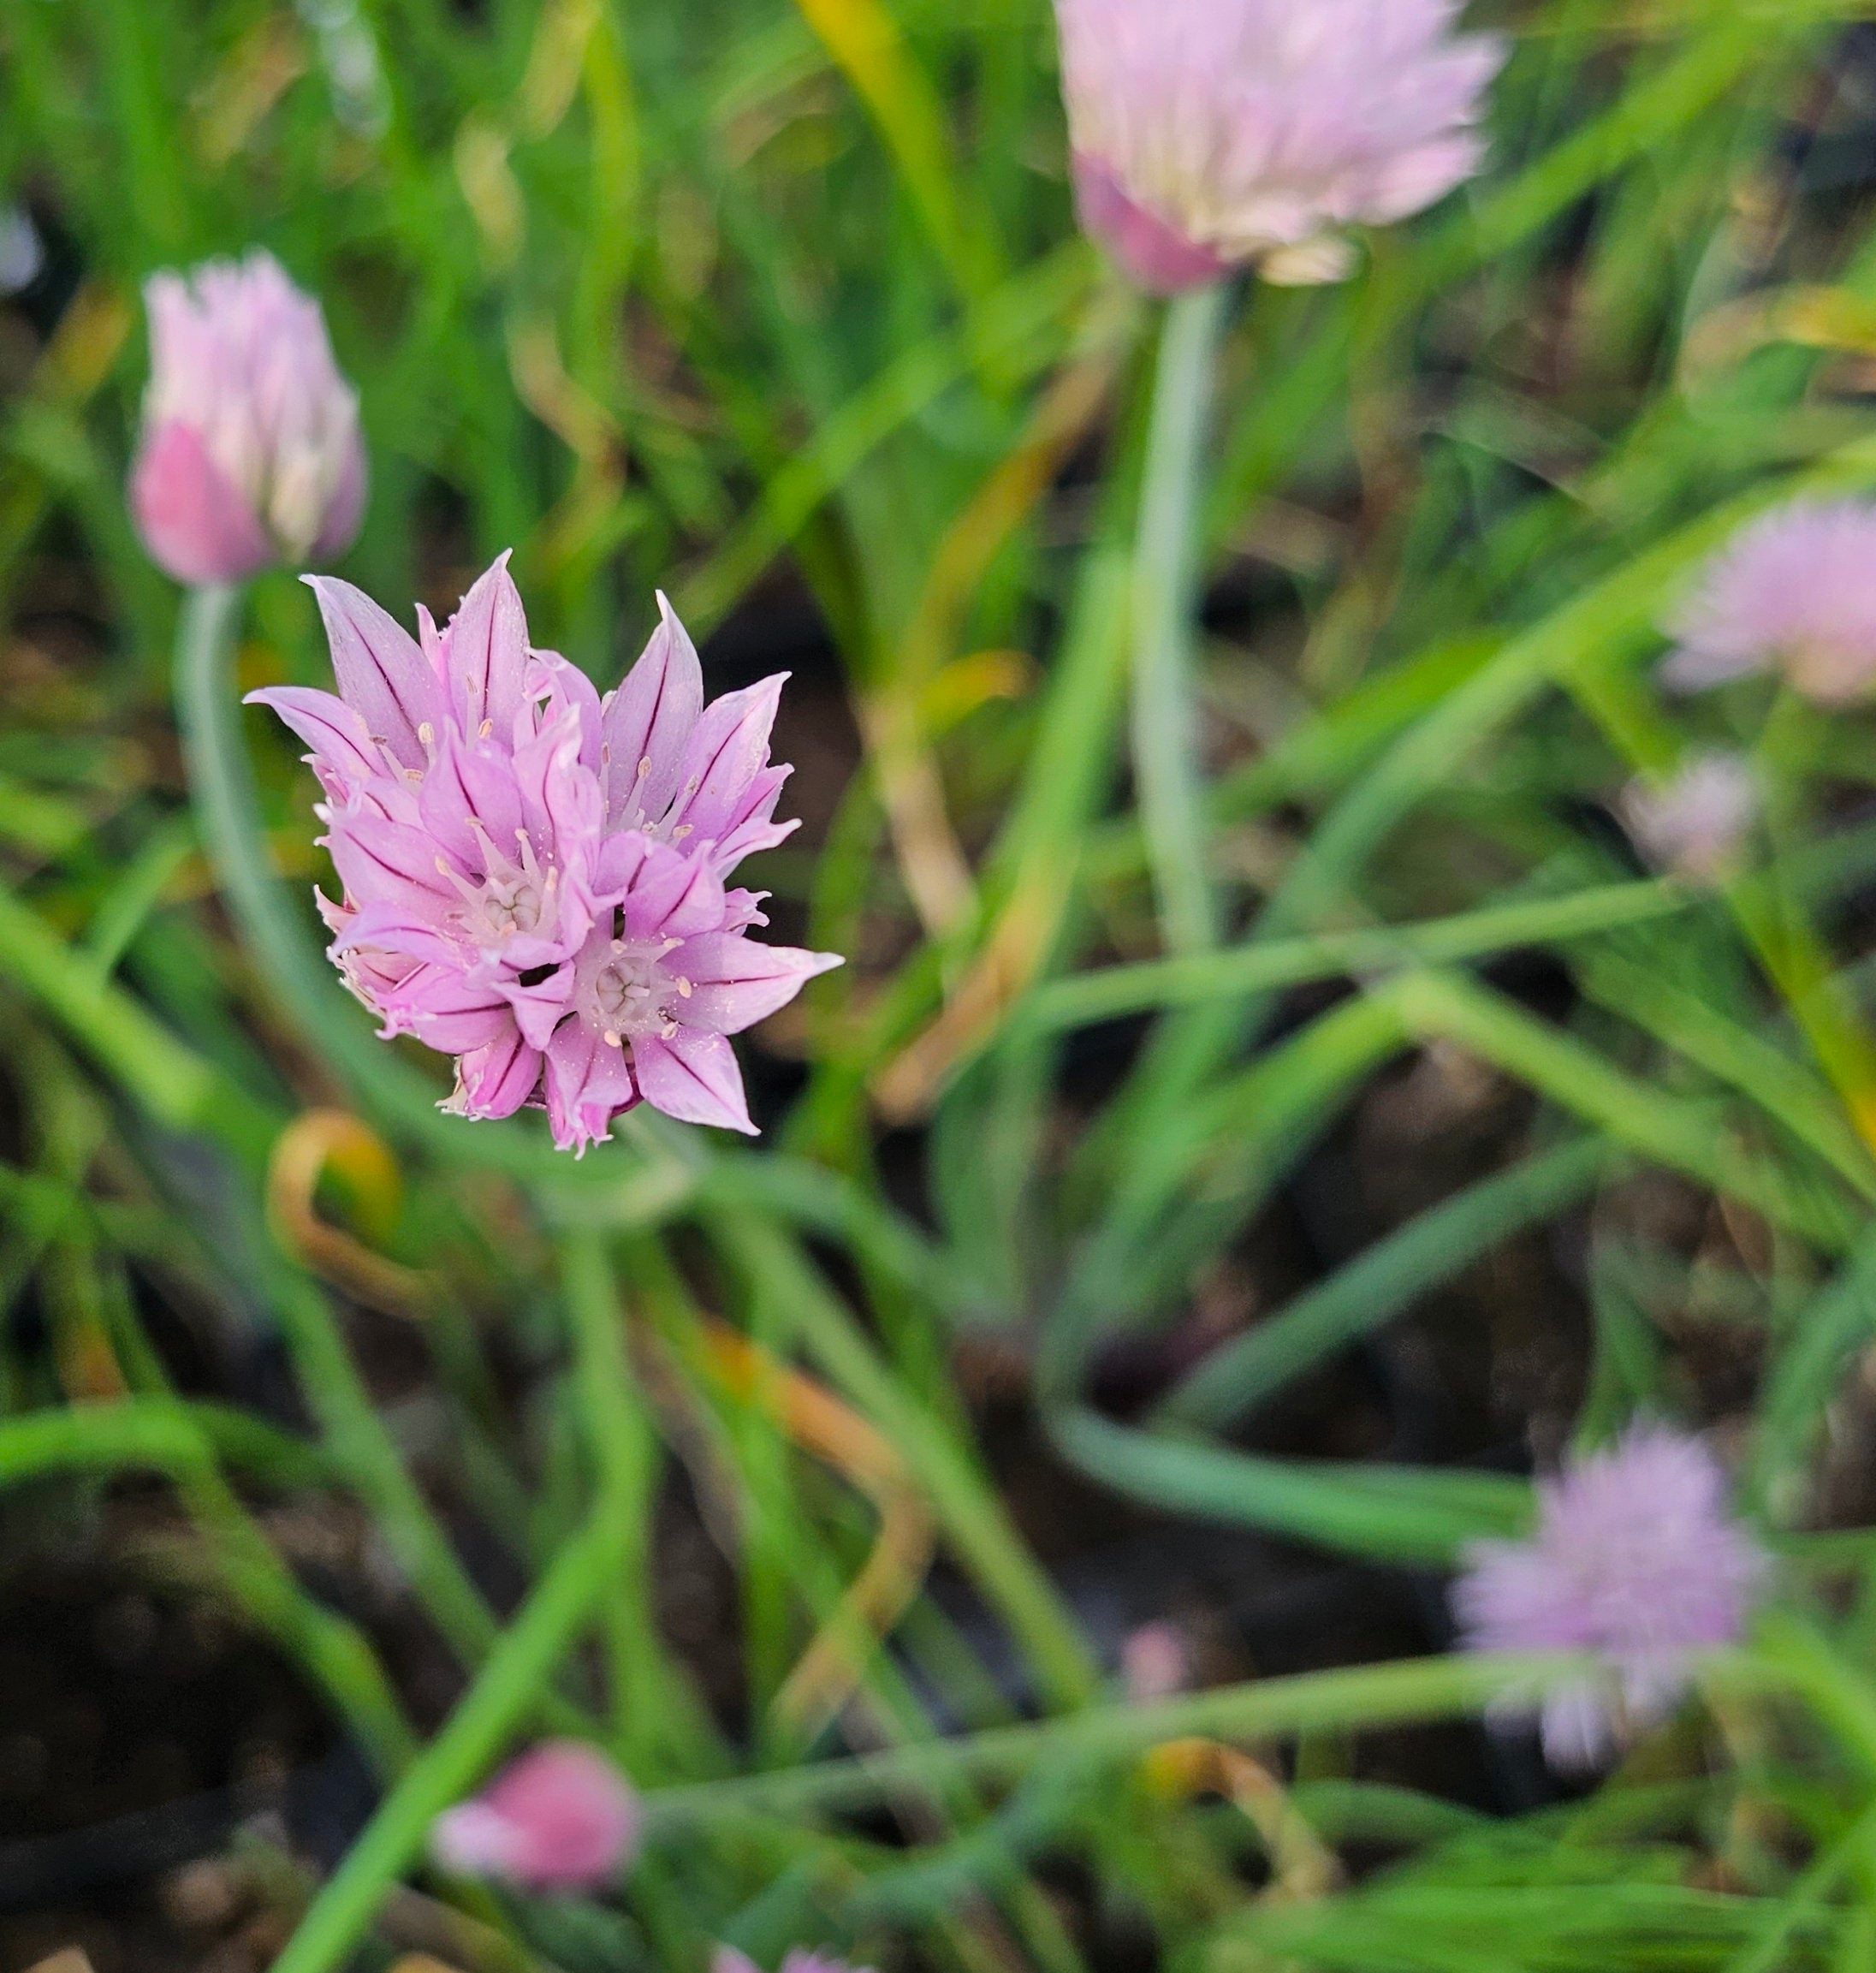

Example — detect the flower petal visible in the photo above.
[668,674,786,849]
[630,1028,755,1134]
[544,1023,637,1153]
[603,591,704,824]
[419,727,526,876]
[130,419,275,585]
[448,1029,543,1121]
[675,934,841,1034]
[621,843,724,942]
[304,575,444,770]
[246,685,384,796]
[444,550,530,737]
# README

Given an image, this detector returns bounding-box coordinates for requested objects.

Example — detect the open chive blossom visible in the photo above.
[1050,0,1504,293]
[1452,1423,1766,1771]
[430,1741,640,1892]
[1662,499,1876,704]
[131,251,365,585]
[250,556,840,1152]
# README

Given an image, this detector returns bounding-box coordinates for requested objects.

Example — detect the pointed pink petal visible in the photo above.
[419,727,526,874]
[324,810,460,909]
[589,830,650,901]
[417,603,446,676]
[130,419,275,585]
[329,901,460,969]
[389,972,515,1054]
[304,575,443,770]
[450,1029,543,1120]
[630,1029,755,1133]
[444,550,530,737]
[621,842,724,942]
[514,698,603,874]
[604,592,704,823]
[545,1022,637,1152]
[246,685,383,794]
[668,674,787,849]
[495,964,576,1052]
[675,935,841,1034]
[526,649,605,775]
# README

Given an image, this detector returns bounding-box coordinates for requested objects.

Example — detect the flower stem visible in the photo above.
[270,1497,632,1973]
[1131,282,1231,958]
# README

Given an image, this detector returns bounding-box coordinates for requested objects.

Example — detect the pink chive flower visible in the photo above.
[1051,0,1504,294]
[131,251,365,586]
[249,555,840,1152]
[1619,752,1759,886]
[1662,499,1876,705]
[1452,1423,1765,1771]
[714,1948,873,1973]
[430,1741,640,1893]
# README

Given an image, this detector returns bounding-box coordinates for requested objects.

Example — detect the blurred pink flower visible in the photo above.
[1120,1620,1192,1703]
[250,556,839,1152]
[1452,1423,1764,1770]
[1661,499,1876,704]
[1619,752,1759,885]
[131,251,365,585]
[431,1740,640,1892]
[714,1948,873,1973]
[1051,0,1503,292]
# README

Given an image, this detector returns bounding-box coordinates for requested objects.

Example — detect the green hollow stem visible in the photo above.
[270,1496,632,1973]
[1131,282,1231,958]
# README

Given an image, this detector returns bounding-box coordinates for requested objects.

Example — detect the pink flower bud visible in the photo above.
[1120,1620,1192,1703]
[130,251,365,585]
[1619,754,1759,887]
[1052,0,1504,293]
[430,1741,641,1893]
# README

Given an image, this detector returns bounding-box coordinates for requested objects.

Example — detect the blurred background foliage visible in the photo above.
[13,0,1876,1969]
